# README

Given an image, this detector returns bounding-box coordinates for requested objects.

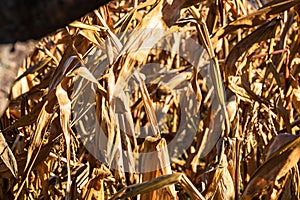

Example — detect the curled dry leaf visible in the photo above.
[56,78,72,198]
[140,136,177,200]
[241,134,300,199]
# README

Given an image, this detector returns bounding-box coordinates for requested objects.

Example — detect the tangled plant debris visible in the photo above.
[0,0,299,199]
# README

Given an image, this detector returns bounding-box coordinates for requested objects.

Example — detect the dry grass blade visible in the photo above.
[0,131,18,178]
[79,29,103,47]
[94,10,123,51]
[14,57,52,83]
[110,173,181,200]
[14,93,57,199]
[134,72,160,137]
[25,93,57,171]
[111,172,205,200]
[3,100,45,131]
[112,0,170,97]
[69,21,103,31]
[178,174,206,200]
[190,7,229,137]
[56,78,72,199]
[72,66,106,94]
